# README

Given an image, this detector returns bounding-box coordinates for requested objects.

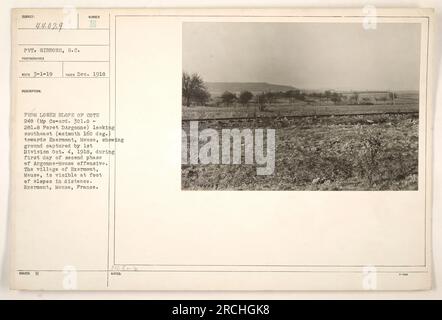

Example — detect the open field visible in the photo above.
[182,113,419,190]
[183,103,418,120]
[183,90,419,120]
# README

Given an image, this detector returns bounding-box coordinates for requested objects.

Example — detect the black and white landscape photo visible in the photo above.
[181,22,421,191]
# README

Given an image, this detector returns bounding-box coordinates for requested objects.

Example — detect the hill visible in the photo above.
[205,82,297,96]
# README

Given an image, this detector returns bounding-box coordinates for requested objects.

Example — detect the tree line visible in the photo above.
[183,72,396,108]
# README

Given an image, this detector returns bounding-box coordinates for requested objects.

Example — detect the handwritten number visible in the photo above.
[35,22,63,31]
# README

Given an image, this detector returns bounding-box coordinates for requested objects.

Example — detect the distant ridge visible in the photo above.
[205,82,297,96]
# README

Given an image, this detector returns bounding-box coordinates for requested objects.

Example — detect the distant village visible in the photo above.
[206,89,400,108]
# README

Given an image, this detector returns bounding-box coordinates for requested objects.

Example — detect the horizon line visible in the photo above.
[203,81,419,92]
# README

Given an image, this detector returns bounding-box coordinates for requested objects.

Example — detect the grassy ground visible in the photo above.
[183,102,418,120]
[181,113,418,191]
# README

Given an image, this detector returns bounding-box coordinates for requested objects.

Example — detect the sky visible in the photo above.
[182,22,421,91]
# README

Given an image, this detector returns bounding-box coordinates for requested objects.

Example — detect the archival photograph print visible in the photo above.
[181,22,421,191]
